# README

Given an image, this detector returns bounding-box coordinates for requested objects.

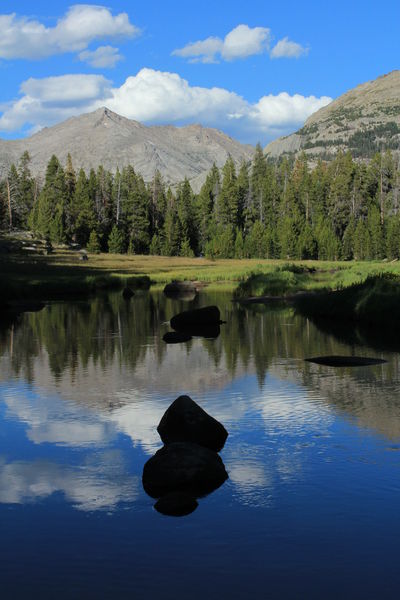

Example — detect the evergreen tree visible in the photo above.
[33,155,67,242]
[73,168,97,246]
[108,224,125,253]
[215,156,238,227]
[87,230,101,254]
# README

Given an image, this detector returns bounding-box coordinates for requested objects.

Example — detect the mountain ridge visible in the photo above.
[0,107,254,191]
[265,70,400,160]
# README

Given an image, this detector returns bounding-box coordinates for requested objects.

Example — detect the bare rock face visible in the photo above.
[142,441,228,498]
[0,108,254,192]
[157,395,228,451]
[265,70,400,161]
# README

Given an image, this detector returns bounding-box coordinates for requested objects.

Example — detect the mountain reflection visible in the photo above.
[0,291,399,512]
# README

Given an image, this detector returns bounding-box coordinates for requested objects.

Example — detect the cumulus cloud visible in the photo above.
[78,45,123,68]
[172,24,271,63]
[270,37,309,59]
[0,69,332,143]
[0,5,138,60]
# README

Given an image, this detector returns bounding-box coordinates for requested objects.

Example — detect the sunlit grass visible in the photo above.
[1,234,399,301]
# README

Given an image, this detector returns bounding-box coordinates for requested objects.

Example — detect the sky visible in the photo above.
[0,1,399,145]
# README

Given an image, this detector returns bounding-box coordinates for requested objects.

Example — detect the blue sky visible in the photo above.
[0,1,399,144]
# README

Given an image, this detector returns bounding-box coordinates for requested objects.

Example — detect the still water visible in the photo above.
[1,291,400,599]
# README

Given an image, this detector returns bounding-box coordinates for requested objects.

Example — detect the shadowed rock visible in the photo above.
[163,331,192,344]
[142,442,228,498]
[157,395,228,451]
[164,281,197,300]
[171,305,221,331]
[176,324,221,339]
[305,355,387,367]
[122,287,135,300]
[154,491,198,517]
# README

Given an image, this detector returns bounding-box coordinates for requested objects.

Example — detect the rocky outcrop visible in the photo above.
[157,395,228,451]
[265,70,400,160]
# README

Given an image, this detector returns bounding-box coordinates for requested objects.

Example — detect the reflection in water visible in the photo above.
[2,291,400,596]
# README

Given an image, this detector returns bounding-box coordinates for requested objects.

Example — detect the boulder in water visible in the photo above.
[170,305,221,331]
[164,280,197,300]
[163,331,192,344]
[142,441,228,498]
[122,287,135,300]
[305,355,387,367]
[157,395,228,451]
[154,491,198,516]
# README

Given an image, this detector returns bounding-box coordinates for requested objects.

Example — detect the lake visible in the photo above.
[1,290,400,599]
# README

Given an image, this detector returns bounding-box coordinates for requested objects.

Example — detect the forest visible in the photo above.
[1,144,399,261]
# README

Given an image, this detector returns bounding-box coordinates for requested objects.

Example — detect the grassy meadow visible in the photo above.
[1,231,400,302]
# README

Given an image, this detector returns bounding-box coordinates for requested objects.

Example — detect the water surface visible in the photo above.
[1,291,400,599]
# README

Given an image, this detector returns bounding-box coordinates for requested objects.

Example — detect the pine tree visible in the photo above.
[33,155,67,242]
[215,156,238,227]
[108,224,125,254]
[73,168,97,246]
[87,230,101,254]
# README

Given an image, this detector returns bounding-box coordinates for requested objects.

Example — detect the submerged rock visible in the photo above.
[305,355,387,367]
[170,305,221,331]
[122,286,135,300]
[157,395,228,451]
[142,441,228,498]
[154,491,198,517]
[164,280,197,299]
[163,331,192,344]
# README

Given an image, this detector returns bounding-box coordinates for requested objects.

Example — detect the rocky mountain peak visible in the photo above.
[265,71,400,160]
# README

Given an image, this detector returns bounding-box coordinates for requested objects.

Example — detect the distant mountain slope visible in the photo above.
[0,108,254,190]
[265,70,400,160]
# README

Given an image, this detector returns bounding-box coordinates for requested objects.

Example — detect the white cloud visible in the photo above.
[0,5,138,60]
[222,25,271,60]
[270,37,309,59]
[0,74,112,131]
[0,69,332,143]
[172,24,271,63]
[172,37,223,64]
[79,45,123,68]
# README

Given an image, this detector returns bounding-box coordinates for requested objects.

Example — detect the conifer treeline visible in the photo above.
[1,145,400,260]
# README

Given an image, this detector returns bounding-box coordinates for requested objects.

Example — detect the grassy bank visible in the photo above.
[294,273,400,325]
[2,232,400,301]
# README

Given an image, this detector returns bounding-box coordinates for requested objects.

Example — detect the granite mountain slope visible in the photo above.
[265,71,400,160]
[0,108,254,190]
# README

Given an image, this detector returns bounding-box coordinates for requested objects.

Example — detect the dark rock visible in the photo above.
[305,355,387,367]
[163,331,192,344]
[170,305,221,331]
[164,280,197,300]
[154,492,198,516]
[176,324,220,339]
[8,301,45,313]
[79,254,88,261]
[157,395,228,452]
[122,287,135,300]
[142,441,228,498]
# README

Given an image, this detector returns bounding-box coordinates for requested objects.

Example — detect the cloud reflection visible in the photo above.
[0,452,138,511]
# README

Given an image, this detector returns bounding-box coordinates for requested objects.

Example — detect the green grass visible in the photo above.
[295,273,400,325]
[2,231,400,301]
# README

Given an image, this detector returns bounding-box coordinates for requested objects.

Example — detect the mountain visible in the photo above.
[265,70,400,160]
[0,108,254,190]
